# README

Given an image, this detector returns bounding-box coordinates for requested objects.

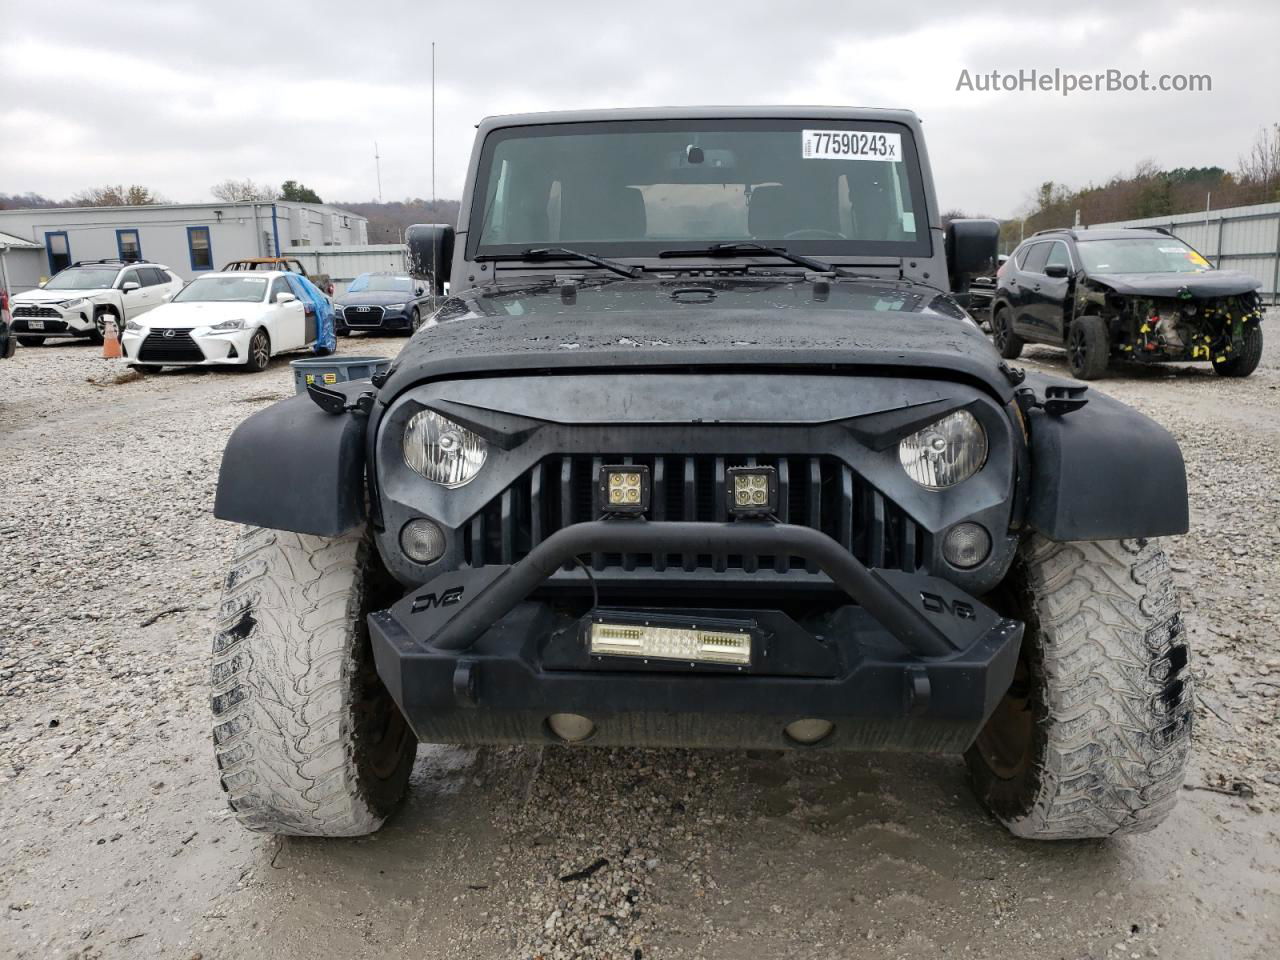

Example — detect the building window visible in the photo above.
[45,231,71,274]
[116,228,142,262]
[187,226,213,271]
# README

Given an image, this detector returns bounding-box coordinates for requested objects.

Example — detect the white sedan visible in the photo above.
[121,271,319,372]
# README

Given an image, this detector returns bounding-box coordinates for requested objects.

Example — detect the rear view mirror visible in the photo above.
[406,223,455,295]
[121,281,140,293]
[944,219,1000,295]
[276,292,297,304]
[1044,263,1070,279]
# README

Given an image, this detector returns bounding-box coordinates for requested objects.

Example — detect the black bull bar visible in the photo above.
[368,521,1024,751]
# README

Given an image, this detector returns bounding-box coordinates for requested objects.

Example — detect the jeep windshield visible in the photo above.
[44,267,120,290]
[470,119,930,263]
[1077,238,1213,275]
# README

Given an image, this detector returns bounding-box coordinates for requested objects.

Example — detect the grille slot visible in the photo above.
[462,454,926,575]
[13,305,62,318]
[137,329,205,363]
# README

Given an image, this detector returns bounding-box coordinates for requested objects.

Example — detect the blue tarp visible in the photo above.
[284,273,336,354]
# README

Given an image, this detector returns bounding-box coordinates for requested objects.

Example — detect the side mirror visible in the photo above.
[406,223,455,295]
[276,292,297,304]
[1044,263,1070,279]
[415,285,426,296]
[944,219,1000,294]
[121,281,141,293]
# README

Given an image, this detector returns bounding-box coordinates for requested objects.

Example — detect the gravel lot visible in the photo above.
[1,330,1278,960]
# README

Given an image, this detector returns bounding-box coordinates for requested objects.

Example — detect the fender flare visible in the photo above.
[1024,374,1188,541]
[214,390,367,536]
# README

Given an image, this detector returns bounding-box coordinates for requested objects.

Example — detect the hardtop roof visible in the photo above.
[477,105,922,131]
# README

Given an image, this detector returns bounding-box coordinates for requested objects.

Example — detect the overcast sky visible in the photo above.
[1,0,1276,218]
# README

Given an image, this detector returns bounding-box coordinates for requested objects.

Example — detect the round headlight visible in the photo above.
[403,409,488,487]
[898,410,987,489]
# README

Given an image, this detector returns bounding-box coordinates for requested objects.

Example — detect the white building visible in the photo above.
[0,200,369,293]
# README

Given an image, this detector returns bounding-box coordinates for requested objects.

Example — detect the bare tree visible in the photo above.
[210,178,279,202]
[1238,123,1280,198]
[69,184,165,206]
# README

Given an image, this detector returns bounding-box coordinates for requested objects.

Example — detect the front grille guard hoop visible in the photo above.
[430,520,956,658]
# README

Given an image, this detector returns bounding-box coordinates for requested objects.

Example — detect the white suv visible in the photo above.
[8,259,185,345]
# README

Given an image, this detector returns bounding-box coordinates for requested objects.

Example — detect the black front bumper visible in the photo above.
[368,520,1023,752]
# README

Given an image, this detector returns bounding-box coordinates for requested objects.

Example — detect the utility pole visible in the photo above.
[431,41,436,206]
[374,141,383,203]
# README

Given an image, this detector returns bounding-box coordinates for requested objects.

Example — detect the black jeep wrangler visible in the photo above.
[212,108,1192,841]
[991,227,1265,379]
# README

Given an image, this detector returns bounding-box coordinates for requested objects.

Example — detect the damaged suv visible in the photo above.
[991,227,1264,379]
[211,108,1192,842]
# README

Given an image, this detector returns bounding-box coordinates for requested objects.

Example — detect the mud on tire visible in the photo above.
[966,535,1192,840]
[211,526,416,836]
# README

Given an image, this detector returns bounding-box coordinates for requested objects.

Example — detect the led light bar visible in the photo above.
[598,464,651,515]
[725,465,778,517]
[589,621,752,665]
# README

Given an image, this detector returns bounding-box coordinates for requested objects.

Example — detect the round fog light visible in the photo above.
[548,713,595,743]
[943,522,991,569]
[784,718,833,745]
[400,519,446,564]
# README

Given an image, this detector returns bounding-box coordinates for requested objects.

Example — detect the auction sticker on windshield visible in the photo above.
[802,130,901,161]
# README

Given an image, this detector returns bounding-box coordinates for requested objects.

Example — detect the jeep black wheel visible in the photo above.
[244,328,270,372]
[1212,323,1263,378]
[212,526,416,836]
[992,306,1023,359]
[967,535,1192,839]
[17,335,45,347]
[1066,314,1109,380]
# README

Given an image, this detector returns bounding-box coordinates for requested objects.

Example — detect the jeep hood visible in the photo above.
[378,277,1016,403]
[1088,269,1261,299]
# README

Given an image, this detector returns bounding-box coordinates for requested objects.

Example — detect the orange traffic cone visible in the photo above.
[102,317,122,359]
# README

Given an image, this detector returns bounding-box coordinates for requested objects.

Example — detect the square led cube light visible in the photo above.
[726,465,778,517]
[599,464,651,515]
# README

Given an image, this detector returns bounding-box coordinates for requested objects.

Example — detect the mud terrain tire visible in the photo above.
[966,535,1192,839]
[1212,323,1263,378]
[211,526,416,836]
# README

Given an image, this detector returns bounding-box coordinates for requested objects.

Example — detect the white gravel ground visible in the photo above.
[1,330,1278,960]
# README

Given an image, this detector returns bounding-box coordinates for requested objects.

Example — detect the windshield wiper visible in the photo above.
[658,242,837,275]
[476,247,641,279]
